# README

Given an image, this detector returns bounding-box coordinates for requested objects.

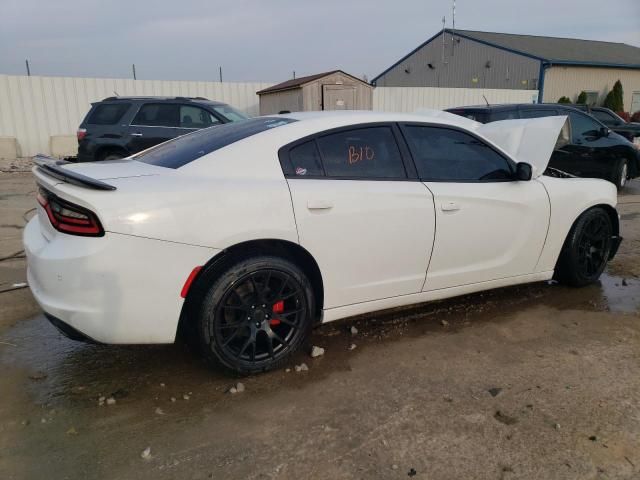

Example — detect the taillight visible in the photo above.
[77,128,87,141]
[37,187,104,237]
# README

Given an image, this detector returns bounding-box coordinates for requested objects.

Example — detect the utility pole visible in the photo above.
[25,59,31,76]
[219,66,223,82]
[293,70,296,79]
[132,63,137,80]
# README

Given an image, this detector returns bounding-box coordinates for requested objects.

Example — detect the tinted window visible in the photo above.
[288,141,324,176]
[520,109,557,119]
[132,104,179,127]
[87,103,130,125]
[591,110,618,125]
[135,117,295,169]
[180,105,219,128]
[211,105,248,122]
[489,110,518,121]
[568,111,602,140]
[448,110,488,123]
[316,127,406,179]
[403,126,513,181]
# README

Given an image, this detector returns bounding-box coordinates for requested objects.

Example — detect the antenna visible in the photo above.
[451,0,456,56]
[482,94,490,106]
[441,16,446,64]
[113,91,120,97]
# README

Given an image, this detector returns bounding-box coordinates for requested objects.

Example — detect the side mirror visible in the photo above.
[599,127,610,137]
[515,162,532,181]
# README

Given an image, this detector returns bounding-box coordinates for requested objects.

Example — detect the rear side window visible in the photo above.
[86,103,130,125]
[132,104,179,127]
[316,127,406,179]
[402,126,513,182]
[135,117,296,169]
[288,141,324,176]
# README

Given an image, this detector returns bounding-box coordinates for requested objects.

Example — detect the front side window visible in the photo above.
[132,104,179,127]
[402,126,513,182]
[211,105,248,122]
[179,105,219,128]
[568,111,602,140]
[87,103,131,125]
[591,109,619,125]
[316,127,406,179]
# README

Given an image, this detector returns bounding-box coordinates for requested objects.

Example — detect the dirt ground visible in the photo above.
[1,169,640,480]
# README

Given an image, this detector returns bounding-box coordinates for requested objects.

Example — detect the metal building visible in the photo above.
[372,29,640,112]
[257,70,373,115]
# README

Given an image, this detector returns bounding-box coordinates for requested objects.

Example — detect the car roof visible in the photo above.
[275,110,478,129]
[98,96,228,106]
[448,103,586,113]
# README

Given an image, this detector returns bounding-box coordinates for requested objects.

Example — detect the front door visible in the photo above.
[282,124,435,309]
[400,124,549,291]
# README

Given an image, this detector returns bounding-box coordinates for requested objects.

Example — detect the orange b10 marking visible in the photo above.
[348,145,375,164]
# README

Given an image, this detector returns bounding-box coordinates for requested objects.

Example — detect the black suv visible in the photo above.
[76,97,248,162]
[446,103,640,189]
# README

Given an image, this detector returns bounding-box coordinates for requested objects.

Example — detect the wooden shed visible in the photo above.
[257,70,373,115]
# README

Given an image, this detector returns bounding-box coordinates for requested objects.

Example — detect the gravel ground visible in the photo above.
[1,170,640,480]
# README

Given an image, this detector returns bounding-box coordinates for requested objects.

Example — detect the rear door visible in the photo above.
[128,103,181,152]
[282,124,435,309]
[400,123,549,290]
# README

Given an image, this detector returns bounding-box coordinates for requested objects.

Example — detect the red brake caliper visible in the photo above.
[270,300,284,326]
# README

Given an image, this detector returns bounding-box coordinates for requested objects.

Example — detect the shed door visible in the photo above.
[322,85,356,110]
[631,92,640,114]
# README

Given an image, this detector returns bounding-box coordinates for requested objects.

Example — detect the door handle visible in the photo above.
[130,133,143,137]
[307,200,334,210]
[441,201,460,212]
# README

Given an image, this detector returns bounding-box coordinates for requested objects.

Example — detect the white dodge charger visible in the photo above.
[24,111,622,374]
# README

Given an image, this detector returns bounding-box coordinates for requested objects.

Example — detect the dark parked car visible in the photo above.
[568,105,640,143]
[76,97,248,162]
[446,104,640,189]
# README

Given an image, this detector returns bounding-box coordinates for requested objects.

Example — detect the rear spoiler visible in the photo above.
[33,155,117,191]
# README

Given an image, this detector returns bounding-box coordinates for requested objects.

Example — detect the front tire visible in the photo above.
[554,207,612,287]
[195,256,314,375]
[611,158,628,190]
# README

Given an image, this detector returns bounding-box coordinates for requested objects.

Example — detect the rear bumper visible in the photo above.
[24,216,219,344]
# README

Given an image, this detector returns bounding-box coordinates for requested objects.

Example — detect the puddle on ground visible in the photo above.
[598,273,640,313]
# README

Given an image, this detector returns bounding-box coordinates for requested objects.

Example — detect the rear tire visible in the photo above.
[195,256,315,375]
[554,207,612,287]
[100,151,125,161]
[611,158,628,190]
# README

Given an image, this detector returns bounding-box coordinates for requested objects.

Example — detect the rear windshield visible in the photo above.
[135,117,296,168]
[87,103,131,125]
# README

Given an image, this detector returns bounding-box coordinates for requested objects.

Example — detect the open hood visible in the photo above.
[475,116,569,178]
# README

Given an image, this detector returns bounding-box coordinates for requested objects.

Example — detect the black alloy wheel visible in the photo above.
[196,256,314,374]
[555,207,612,286]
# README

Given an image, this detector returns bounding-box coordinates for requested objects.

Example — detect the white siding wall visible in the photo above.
[373,87,538,112]
[0,74,538,157]
[0,75,272,157]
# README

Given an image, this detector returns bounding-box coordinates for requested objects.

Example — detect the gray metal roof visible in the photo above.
[450,29,640,67]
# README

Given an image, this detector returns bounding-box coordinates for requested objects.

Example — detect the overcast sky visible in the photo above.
[1,0,638,83]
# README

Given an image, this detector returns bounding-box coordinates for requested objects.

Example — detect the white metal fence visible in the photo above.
[0,75,272,157]
[372,87,538,112]
[0,75,538,157]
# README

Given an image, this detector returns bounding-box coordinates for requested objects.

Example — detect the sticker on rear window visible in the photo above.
[295,167,307,176]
